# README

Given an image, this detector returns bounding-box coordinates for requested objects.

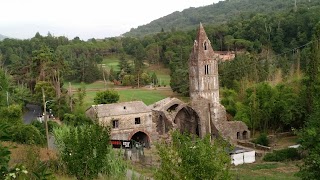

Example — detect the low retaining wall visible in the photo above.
[237,141,271,151]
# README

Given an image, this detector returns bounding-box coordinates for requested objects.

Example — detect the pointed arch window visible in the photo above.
[204,41,208,50]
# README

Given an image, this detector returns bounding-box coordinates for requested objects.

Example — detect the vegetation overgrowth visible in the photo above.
[1,0,320,179]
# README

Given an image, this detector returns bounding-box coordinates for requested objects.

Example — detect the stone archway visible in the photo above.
[173,106,200,136]
[243,131,248,140]
[130,131,150,148]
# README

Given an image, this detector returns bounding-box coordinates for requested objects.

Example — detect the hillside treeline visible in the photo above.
[1,3,320,132]
[124,0,320,37]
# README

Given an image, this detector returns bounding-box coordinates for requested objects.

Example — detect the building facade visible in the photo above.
[86,101,155,147]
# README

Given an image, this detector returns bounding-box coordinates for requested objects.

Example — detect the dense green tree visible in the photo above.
[94,90,119,104]
[121,75,135,86]
[155,131,231,180]
[0,104,23,124]
[221,88,238,117]
[297,102,320,179]
[54,123,126,179]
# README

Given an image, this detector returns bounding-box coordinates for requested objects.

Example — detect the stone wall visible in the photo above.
[98,112,156,142]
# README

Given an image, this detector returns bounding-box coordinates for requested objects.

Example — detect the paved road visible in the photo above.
[22,104,42,124]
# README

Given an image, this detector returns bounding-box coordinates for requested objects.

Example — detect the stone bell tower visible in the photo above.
[189,22,221,104]
[189,23,250,142]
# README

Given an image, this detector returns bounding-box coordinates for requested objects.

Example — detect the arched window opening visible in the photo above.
[243,131,248,140]
[167,104,179,112]
[204,41,208,50]
[237,132,240,139]
[131,131,150,148]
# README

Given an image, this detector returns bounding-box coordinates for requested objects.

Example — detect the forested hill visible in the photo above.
[124,0,320,37]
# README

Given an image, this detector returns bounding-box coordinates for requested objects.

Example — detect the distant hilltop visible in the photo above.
[0,34,9,41]
[123,0,320,37]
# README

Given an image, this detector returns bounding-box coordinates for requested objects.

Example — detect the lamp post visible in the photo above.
[42,87,54,149]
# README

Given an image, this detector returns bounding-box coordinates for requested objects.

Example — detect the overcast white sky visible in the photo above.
[0,0,221,40]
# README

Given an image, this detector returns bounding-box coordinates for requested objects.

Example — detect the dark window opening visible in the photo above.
[204,41,207,50]
[135,117,141,124]
[123,106,126,109]
[112,120,119,128]
[243,131,248,139]
[237,132,240,139]
[131,131,150,148]
[204,64,209,75]
[167,104,179,112]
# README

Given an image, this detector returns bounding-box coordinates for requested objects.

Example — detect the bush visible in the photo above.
[254,133,269,146]
[31,120,59,136]
[94,90,119,104]
[54,123,126,179]
[12,124,44,145]
[263,148,301,162]
[62,113,93,126]
[155,131,231,180]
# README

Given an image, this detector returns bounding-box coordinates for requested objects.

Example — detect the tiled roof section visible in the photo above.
[92,101,151,118]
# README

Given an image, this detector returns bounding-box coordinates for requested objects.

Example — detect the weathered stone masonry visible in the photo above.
[86,23,250,146]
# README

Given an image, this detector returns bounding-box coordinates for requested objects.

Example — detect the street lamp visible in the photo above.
[42,87,55,149]
[44,99,54,149]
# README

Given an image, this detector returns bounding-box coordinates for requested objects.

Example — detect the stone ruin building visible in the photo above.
[86,23,250,147]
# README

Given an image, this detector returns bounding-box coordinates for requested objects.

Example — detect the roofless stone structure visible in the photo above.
[87,23,250,147]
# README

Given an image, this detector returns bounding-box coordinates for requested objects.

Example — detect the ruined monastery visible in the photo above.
[86,23,250,147]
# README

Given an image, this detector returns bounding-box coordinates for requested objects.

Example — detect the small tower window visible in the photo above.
[204,41,208,50]
[135,117,141,124]
[112,120,119,128]
[204,64,209,75]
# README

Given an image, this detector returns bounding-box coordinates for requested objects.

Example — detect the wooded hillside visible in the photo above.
[124,0,320,37]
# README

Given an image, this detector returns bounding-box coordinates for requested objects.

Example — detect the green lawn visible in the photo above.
[84,88,168,106]
[231,162,300,180]
[64,81,112,90]
[118,89,167,105]
[146,64,171,86]
[102,57,121,71]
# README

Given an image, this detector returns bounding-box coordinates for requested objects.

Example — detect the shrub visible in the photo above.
[54,123,126,179]
[94,90,120,104]
[12,124,44,145]
[155,131,231,180]
[254,133,269,146]
[62,113,93,126]
[263,148,301,162]
[31,120,59,137]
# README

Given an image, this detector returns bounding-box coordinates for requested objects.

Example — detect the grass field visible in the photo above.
[145,64,171,86]
[64,81,114,90]
[102,56,122,71]
[231,161,301,180]
[102,55,172,86]
[84,87,173,106]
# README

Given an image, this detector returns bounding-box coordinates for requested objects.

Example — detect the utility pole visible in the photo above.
[69,82,73,112]
[208,103,212,142]
[42,87,50,149]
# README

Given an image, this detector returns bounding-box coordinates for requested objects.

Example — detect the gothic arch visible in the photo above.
[129,130,151,148]
[173,106,201,136]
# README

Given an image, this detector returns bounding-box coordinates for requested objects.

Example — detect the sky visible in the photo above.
[0,0,221,40]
